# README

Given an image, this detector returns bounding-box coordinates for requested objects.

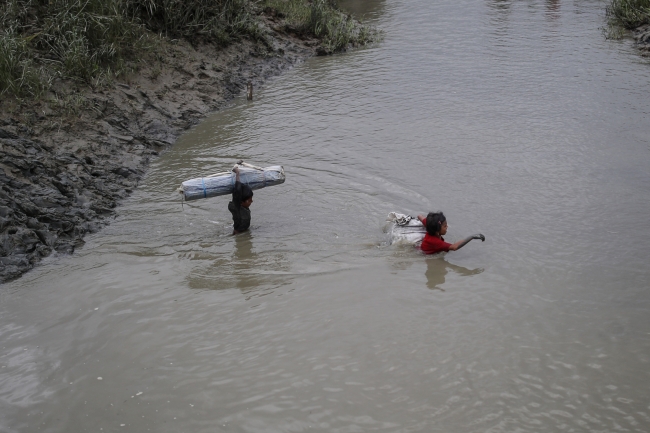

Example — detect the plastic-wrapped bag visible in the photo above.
[178,164,285,202]
[386,212,426,245]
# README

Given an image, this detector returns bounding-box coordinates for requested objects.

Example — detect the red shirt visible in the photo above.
[420,233,451,254]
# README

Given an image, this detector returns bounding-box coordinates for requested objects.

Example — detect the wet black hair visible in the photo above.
[425,212,446,236]
[241,184,253,202]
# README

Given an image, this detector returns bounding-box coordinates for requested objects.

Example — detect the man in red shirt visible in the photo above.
[417,212,485,254]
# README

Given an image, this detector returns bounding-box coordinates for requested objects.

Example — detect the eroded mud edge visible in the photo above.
[0,23,326,283]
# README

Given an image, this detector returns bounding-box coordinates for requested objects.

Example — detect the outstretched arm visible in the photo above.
[417,215,426,225]
[449,234,485,251]
[232,166,243,204]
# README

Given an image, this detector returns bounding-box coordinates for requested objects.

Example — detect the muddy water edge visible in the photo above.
[0,7,336,282]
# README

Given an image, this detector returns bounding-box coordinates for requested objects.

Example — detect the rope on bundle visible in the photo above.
[176,160,285,206]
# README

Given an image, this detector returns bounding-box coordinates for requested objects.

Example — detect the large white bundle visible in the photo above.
[386,212,426,245]
[178,165,285,202]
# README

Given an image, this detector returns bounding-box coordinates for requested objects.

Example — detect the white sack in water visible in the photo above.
[386,212,426,245]
[178,165,285,201]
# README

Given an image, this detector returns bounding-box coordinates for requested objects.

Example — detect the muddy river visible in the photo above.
[2,0,650,431]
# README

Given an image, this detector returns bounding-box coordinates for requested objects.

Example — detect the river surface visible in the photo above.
[2,0,650,431]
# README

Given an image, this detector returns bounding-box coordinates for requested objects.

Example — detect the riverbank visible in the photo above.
[607,0,650,55]
[0,2,379,283]
[632,24,650,54]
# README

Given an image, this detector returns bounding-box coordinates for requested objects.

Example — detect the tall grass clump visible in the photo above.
[0,0,147,88]
[0,27,46,96]
[265,0,381,52]
[0,0,266,98]
[38,0,147,82]
[607,0,650,29]
[125,0,265,45]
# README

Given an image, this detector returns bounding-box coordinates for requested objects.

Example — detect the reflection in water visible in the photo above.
[186,233,290,294]
[387,250,484,291]
[486,0,512,36]
[489,0,561,24]
[488,0,511,10]
[546,0,560,11]
[487,0,512,15]
[233,232,254,262]
[425,257,484,291]
[232,233,258,292]
[336,0,386,20]
[546,0,561,20]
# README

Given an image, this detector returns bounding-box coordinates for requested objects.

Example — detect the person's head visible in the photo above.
[241,185,253,208]
[426,212,447,236]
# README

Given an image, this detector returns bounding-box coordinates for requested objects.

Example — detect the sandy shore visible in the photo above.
[0,12,326,283]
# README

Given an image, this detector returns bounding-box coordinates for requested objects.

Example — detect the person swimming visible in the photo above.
[417,212,485,254]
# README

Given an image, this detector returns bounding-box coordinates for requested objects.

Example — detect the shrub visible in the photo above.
[38,0,146,81]
[607,0,650,29]
[0,27,45,97]
[125,0,265,45]
[265,0,381,52]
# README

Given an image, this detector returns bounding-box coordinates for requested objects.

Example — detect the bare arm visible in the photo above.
[231,166,243,205]
[449,234,485,251]
[417,214,426,225]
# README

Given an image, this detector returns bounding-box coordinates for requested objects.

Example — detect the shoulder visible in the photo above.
[422,233,442,243]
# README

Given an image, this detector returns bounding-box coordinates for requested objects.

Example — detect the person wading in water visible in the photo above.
[229,166,254,235]
[417,211,485,254]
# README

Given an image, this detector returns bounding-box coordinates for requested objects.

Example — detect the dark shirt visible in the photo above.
[228,181,251,232]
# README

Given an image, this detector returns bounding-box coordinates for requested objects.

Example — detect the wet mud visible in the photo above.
[633,24,650,55]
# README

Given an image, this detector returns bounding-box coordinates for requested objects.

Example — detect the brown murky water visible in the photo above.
[2,0,650,431]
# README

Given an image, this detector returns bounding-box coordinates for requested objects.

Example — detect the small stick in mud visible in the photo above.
[247,82,253,101]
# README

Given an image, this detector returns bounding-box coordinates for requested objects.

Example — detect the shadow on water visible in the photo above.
[424,256,484,291]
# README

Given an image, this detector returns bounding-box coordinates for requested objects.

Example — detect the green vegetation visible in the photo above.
[264,0,381,52]
[0,26,48,97]
[0,0,263,96]
[0,0,380,98]
[129,0,264,44]
[607,0,650,30]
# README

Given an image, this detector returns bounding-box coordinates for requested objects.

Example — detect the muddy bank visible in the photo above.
[0,16,329,283]
[633,24,650,55]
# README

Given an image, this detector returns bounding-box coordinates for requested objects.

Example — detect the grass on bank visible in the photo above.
[0,26,49,97]
[0,0,380,100]
[264,0,381,52]
[607,0,650,31]
[0,0,263,97]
